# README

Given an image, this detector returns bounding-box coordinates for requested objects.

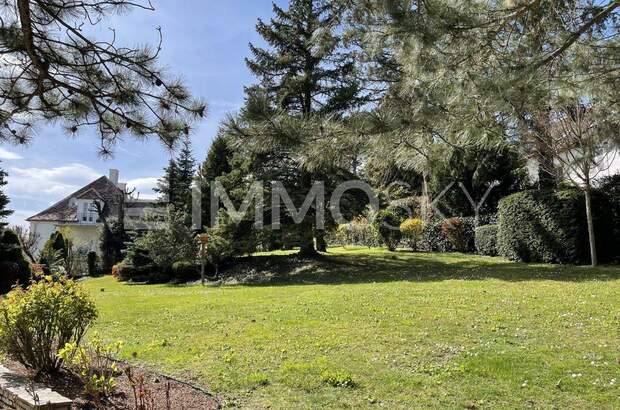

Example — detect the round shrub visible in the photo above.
[400,218,424,250]
[440,217,476,253]
[475,225,498,256]
[497,189,615,264]
[372,210,403,251]
[0,275,98,373]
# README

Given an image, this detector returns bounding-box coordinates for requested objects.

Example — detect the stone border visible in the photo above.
[0,365,72,410]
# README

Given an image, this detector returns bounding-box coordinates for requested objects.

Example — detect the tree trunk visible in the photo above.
[298,230,317,256]
[584,184,598,267]
[316,231,327,252]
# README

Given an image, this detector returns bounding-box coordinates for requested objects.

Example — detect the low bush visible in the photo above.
[0,275,97,373]
[372,210,403,251]
[0,229,31,293]
[331,217,381,248]
[475,225,498,256]
[171,261,200,282]
[400,218,424,251]
[497,189,616,264]
[419,221,453,253]
[117,263,166,284]
[441,217,476,253]
[58,334,122,401]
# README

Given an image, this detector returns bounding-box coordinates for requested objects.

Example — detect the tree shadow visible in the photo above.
[217,250,620,287]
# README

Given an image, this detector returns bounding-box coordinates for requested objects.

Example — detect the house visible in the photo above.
[27,169,162,256]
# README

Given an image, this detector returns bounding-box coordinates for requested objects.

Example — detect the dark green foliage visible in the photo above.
[171,261,200,282]
[372,210,403,251]
[0,229,31,294]
[87,251,98,276]
[598,175,620,260]
[475,225,498,257]
[497,189,616,264]
[39,231,68,267]
[99,220,126,275]
[419,221,453,253]
[0,164,12,225]
[440,217,476,253]
[429,145,529,216]
[246,0,364,115]
[198,134,234,228]
[155,136,196,217]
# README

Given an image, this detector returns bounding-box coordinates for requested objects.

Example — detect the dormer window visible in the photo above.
[79,200,98,223]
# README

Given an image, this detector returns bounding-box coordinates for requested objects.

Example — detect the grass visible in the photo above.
[83,247,620,409]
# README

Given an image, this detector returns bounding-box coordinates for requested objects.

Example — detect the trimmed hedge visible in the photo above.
[497,189,616,264]
[475,225,498,256]
[171,261,200,282]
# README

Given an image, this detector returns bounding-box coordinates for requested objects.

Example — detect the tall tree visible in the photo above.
[238,0,366,254]
[346,0,619,189]
[197,133,234,228]
[155,136,196,216]
[0,1,205,154]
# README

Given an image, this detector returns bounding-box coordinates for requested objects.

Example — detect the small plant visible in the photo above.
[320,369,355,388]
[400,218,424,251]
[475,225,498,256]
[0,275,97,373]
[372,210,403,251]
[58,334,123,401]
[125,367,157,410]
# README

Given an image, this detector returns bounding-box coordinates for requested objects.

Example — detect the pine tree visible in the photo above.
[175,136,197,214]
[0,164,13,227]
[241,0,366,255]
[155,136,196,218]
[198,134,233,228]
[0,1,205,154]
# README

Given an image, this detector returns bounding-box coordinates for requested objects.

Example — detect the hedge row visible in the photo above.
[497,188,617,264]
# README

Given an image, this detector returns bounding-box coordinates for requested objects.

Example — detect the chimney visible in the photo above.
[108,169,119,186]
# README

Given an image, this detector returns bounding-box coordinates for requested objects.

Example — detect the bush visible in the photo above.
[441,217,476,253]
[171,261,200,282]
[0,229,31,293]
[39,231,67,267]
[0,275,97,373]
[419,220,453,252]
[400,218,424,251]
[497,189,616,264]
[331,217,381,248]
[87,251,98,276]
[58,334,122,401]
[372,210,403,251]
[599,175,620,261]
[133,207,198,271]
[475,225,498,256]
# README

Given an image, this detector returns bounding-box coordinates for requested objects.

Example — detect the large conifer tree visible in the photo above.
[241,0,365,255]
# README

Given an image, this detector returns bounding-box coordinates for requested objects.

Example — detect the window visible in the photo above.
[82,202,88,222]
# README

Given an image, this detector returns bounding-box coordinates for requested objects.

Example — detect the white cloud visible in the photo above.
[126,176,159,200]
[0,147,23,160]
[7,163,102,199]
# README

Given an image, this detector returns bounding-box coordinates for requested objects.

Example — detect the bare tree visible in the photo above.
[13,225,40,262]
[543,102,619,266]
[0,0,206,155]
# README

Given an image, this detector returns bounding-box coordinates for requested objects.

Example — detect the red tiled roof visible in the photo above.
[27,176,123,222]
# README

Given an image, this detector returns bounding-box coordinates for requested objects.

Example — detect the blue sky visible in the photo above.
[1,1,285,226]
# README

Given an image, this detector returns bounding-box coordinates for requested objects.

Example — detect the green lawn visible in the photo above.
[83,248,620,409]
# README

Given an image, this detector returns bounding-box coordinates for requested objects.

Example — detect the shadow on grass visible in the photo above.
[215,249,620,287]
